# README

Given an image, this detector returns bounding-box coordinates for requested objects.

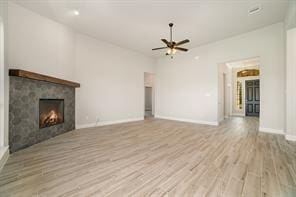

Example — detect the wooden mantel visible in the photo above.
[9,69,80,88]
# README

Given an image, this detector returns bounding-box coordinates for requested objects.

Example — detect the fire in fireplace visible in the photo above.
[39,99,64,128]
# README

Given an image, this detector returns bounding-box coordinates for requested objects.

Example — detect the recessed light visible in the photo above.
[73,10,80,16]
[194,56,199,60]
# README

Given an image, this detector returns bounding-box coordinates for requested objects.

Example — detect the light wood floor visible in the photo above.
[0,117,296,197]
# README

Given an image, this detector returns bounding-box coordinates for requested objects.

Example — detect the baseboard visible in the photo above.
[285,134,296,141]
[155,115,218,126]
[76,117,144,129]
[76,123,95,129]
[0,146,9,173]
[259,127,284,135]
[231,113,245,117]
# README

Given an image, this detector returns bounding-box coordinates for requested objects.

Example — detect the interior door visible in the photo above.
[245,80,260,117]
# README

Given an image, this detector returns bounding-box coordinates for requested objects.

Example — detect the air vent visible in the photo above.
[249,5,262,15]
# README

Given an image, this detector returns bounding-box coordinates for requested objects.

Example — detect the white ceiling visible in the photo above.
[13,0,288,58]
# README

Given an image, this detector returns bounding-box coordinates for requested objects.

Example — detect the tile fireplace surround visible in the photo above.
[9,70,80,153]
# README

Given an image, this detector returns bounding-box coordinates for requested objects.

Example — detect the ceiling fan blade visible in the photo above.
[161,39,170,46]
[175,39,190,46]
[152,47,168,50]
[174,47,188,52]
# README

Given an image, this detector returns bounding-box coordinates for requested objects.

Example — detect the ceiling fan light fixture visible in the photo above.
[172,48,177,54]
[152,23,190,56]
[167,48,171,54]
[167,48,177,55]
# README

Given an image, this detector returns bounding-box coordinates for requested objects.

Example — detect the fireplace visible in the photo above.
[9,69,78,152]
[39,99,64,128]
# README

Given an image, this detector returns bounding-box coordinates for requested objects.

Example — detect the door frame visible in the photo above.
[0,17,4,147]
[217,57,261,123]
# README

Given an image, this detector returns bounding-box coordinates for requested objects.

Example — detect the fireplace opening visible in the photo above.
[39,99,64,128]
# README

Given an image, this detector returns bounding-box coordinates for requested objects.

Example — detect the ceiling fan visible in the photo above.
[152,23,190,58]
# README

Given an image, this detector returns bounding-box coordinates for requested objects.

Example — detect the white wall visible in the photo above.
[218,63,228,122]
[156,23,285,131]
[284,0,296,141]
[0,0,8,148]
[8,2,76,81]
[144,72,155,87]
[0,0,9,171]
[285,1,296,30]
[75,35,155,128]
[7,3,155,129]
[286,27,296,140]
[5,2,290,134]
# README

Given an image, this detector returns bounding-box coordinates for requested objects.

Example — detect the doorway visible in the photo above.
[145,87,153,117]
[144,73,155,118]
[218,57,260,122]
